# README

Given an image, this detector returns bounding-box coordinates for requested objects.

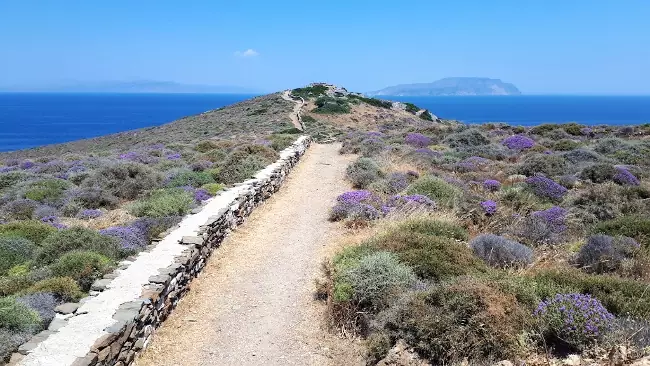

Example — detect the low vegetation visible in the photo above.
[324,111,650,364]
[0,92,298,361]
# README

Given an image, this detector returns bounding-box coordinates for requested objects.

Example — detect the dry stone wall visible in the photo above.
[12,136,312,366]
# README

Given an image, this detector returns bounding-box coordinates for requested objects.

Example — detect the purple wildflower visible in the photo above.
[194,188,212,202]
[387,194,436,210]
[387,172,409,193]
[503,135,535,150]
[40,215,66,229]
[483,179,501,192]
[0,166,18,173]
[534,293,614,347]
[465,156,490,166]
[526,176,568,200]
[613,167,640,186]
[404,133,432,148]
[366,131,384,138]
[406,170,420,179]
[532,206,568,233]
[480,200,497,215]
[413,148,439,157]
[336,190,381,206]
[166,153,182,160]
[20,161,35,170]
[581,127,594,136]
[99,226,147,251]
[455,161,477,172]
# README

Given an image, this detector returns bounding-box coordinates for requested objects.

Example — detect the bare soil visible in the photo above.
[136,143,364,366]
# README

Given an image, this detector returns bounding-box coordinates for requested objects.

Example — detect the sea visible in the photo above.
[1,93,650,152]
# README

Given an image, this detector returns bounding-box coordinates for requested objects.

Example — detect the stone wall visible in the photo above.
[14,136,312,366]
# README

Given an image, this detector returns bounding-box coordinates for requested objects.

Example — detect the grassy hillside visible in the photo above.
[312,85,650,364]
[0,91,302,362]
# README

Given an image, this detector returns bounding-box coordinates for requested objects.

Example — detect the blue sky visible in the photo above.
[1,0,649,94]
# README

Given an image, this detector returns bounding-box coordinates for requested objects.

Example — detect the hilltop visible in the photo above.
[369,77,522,96]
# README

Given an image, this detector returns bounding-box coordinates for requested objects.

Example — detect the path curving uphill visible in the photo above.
[137,143,363,366]
[281,90,305,130]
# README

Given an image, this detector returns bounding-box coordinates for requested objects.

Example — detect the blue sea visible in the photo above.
[1,93,650,152]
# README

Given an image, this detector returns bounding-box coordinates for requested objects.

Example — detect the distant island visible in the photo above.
[0,80,260,94]
[368,77,521,96]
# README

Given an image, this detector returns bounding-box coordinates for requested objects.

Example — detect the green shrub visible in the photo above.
[194,140,219,153]
[594,138,630,155]
[443,129,490,148]
[216,145,279,184]
[373,277,527,364]
[0,221,56,245]
[0,297,40,331]
[312,96,350,114]
[0,237,36,275]
[0,172,30,191]
[347,95,393,109]
[406,176,461,209]
[201,149,228,163]
[36,227,121,265]
[367,230,486,282]
[51,251,114,291]
[337,251,416,310]
[128,188,195,218]
[593,215,650,248]
[579,163,617,183]
[420,110,434,121]
[404,103,420,114]
[22,179,71,205]
[518,154,568,177]
[346,158,383,189]
[84,162,162,199]
[21,277,84,302]
[269,134,297,151]
[166,170,215,188]
[291,85,328,99]
[553,139,581,151]
[201,183,224,195]
[0,268,52,297]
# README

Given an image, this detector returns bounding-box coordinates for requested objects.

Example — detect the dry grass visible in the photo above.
[59,209,136,230]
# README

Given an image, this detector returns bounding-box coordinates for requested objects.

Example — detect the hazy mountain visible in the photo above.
[368,77,521,96]
[0,80,260,94]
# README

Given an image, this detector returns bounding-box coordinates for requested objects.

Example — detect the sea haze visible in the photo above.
[387,95,650,126]
[0,93,256,152]
[1,93,650,152]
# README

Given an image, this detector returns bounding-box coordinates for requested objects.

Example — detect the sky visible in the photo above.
[0,0,649,95]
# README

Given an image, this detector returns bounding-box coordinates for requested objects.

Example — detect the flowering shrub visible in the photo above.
[384,194,436,215]
[190,160,213,172]
[613,167,640,186]
[99,226,147,251]
[346,158,383,189]
[19,161,35,170]
[118,151,159,165]
[194,188,212,202]
[3,199,39,220]
[480,200,497,215]
[532,206,568,234]
[483,179,501,192]
[534,293,614,349]
[525,176,567,200]
[503,135,535,150]
[404,133,432,148]
[413,148,439,158]
[40,215,66,229]
[166,153,182,160]
[359,138,386,156]
[329,190,383,221]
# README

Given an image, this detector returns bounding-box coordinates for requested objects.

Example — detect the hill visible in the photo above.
[368,77,522,96]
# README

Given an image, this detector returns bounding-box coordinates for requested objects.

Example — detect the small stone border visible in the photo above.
[12,136,312,366]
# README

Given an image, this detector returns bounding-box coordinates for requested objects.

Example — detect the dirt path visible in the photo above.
[137,143,363,366]
[282,90,304,130]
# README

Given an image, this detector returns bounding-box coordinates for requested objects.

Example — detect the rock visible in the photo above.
[494,361,514,366]
[47,317,68,331]
[563,355,582,365]
[191,207,202,214]
[8,353,24,365]
[377,339,429,366]
[609,345,627,366]
[632,357,650,366]
[55,302,80,314]
[70,353,98,366]
[91,278,112,291]
[181,235,203,246]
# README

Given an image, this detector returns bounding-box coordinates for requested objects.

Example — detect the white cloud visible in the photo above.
[234,49,259,57]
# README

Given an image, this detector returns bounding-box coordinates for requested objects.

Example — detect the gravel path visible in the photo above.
[281,90,304,130]
[136,143,363,366]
